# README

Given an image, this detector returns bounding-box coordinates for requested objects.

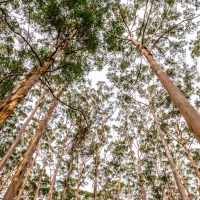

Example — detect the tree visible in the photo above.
[1,0,200,199]
[0,0,104,128]
[103,0,200,141]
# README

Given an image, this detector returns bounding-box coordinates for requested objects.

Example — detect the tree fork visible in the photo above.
[0,30,77,129]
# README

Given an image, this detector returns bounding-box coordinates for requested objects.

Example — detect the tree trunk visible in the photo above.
[61,128,87,200]
[176,155,192,200]
[130,37,200,142]
[0,165,16,192]
[2,83,67,200]
[0,90,45,171]
[74,159,86,200]
[182,142,200,180]
[16,142,41,200]
[126,134,146,200]
[0,30,77,129]
[147,88,189,200]
[33,150,49,200]
[61,152,76,200]
[117,172,121,200]
[47,129,71,200]
[93,143,99,200]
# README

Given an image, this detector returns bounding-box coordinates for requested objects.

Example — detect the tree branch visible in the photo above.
[151,14,200,51]
[39,77,89,127]
[141,0,155,45]
[0,8,42,65]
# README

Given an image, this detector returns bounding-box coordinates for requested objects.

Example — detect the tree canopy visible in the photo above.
[0,0,200,199]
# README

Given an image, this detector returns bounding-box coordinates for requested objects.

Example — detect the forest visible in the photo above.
[0,0,200,199]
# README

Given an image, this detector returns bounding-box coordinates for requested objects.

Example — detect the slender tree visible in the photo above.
[3,83,67,200]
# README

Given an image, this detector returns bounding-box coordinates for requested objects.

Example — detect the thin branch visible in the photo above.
[0,0,12,3]
[0,73,24,83]
[141,0,155,45]
[0,8,42,65]
[151,14,200,51]
[39,77,89,127]
[145,5,171,46]
[145,19,167,46]
[115,0,130,33]
[133,54,142,85]
[137,0,149,41]
[102,26,131,41]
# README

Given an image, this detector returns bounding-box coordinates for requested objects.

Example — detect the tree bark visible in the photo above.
[126,133,146,200]
[0,90,45,171]
[2,83,67,200]
[33,150,49,200]
[176,155,192,200]
[61,128,87,200]
[182,143,200,180]
[130,37,200,142]
[147,88,189,200]
[93,143,99,200]
[46,128,71,200]
[16,142,41,200]
[74,158,87,200]
[0,165,16,192]
[0,30,77,129]
[117,172,121,200]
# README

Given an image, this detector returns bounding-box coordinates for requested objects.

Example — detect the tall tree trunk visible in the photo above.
[61,128,87,200]
[147,87,188,200]
[47,128,71,200]
[182,143,200,180]
[61,155,74,200]
[129,36,200,142]
[74,159,86,200]
[33,150,49,200]
[0,165,16,192]
[126,133,146,200]
[16,142,41,200]
[0,90,45,171]
[175,155,192,200]
[2,83,67,200]
[93,143,99,200]
[117,172,121,200]
[0,30,77,129]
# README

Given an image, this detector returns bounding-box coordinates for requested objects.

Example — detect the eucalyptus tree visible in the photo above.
[15,142,41,200]
[106,28,200,197]
[0,89,45,170]
[3,82,67,200]
[0,0,105,128]
[103,0,200,141]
